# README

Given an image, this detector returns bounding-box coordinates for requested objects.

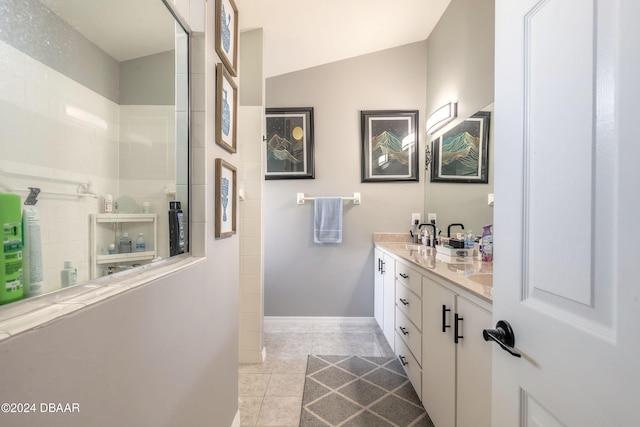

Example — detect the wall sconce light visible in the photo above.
[426,101,457,135]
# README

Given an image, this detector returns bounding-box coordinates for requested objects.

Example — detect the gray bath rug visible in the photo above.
[300,355,434,427]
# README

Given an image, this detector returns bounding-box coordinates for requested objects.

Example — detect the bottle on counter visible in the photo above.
[481,224,493,262]
[465,230,474,249]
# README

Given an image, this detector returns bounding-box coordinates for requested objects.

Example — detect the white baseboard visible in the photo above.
[262,346,266,362]
[230,409,240,427]
[264,316,376,325]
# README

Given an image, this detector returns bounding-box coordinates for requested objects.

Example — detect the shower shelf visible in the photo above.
[90,214,158,279]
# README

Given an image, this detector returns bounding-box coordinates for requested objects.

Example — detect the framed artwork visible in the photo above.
[360,110,419,182]
[265,107,315,180]
[215,63,238,153]
[215,158,237,238]
[215,0,238,76]
[430,111,491,183]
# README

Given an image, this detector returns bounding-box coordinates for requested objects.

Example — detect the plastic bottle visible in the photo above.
[0,193,24,304]
[60,261,77,288]
[108,243,116,254]
[23,206,44,297]
[104,194,113,213]
[169,201,185,256]
[135,233,146,252]
[481,224,493,262]
[118,232,132,253]
[465,230,474,249]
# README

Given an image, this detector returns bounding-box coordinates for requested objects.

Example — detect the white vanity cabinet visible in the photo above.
[455,296,492,427]
[422,278,457,427]
[90,213,158,279]
[374,243,493,426]
[374,248,384,329]
[395,259,423,400]
[422,274,492,427]
[374,248,396,350]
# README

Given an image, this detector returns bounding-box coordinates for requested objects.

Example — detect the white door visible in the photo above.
[493,0,640,426]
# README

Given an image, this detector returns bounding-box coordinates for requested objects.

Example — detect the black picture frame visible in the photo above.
[360,110,419,182]
[265,107,315,180]
[431,111,491,183]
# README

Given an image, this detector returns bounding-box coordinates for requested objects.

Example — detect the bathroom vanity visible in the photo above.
[374,233,493,427]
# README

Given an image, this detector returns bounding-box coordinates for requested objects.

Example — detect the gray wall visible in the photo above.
[425,0,495,237]
[265,41,427,317]
[0,260,239,427]
[0,0,120,103]
[120,50,175,105]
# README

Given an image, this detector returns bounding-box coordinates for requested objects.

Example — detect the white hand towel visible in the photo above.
[314,197,343,244]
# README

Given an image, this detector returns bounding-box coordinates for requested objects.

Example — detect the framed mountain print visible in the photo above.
[361,110,419,182]
[431,111,491,183]
[265,107,315,179]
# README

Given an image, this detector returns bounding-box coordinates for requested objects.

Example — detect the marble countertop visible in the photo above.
[373,233,494,302]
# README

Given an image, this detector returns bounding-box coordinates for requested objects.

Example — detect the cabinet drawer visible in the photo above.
[396,308,422,362]
[396,282,422,329]
[396,261,421,297]
[395,332,422,402]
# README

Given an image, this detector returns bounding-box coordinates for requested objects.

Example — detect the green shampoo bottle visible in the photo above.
[0,193,24,304]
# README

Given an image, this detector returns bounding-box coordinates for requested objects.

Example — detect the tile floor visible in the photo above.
[238,319,395,426]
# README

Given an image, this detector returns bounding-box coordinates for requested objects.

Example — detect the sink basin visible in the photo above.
[467,273,493,287]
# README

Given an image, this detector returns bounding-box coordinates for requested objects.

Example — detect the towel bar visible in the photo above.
[297,192,361,205]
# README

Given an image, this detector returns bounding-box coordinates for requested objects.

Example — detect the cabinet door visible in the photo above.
[374,248,384,330]
[422,277,456,427]
[456,297,492,427]
[396,332,422,401]
[382,253,396,350]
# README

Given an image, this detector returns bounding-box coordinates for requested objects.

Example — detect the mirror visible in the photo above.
[0,0,189,305]
[424,102,494,240]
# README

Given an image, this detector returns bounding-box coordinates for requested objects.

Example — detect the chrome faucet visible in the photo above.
[447,223,465,237]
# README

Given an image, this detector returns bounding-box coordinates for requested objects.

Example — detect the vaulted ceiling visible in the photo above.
[39,0,451,76]
[239,0,451,77]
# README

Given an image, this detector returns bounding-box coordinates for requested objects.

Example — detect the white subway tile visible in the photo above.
[191,184,206,223]
[240,274,262,294]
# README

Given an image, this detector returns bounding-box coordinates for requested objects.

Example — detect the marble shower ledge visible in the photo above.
[373,233,493,302]
[0,255,205,342]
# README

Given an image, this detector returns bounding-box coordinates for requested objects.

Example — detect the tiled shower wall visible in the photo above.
[238,28,266,365]
[238,106,265,363]
[0,39,176,289]
[119,105,176,259]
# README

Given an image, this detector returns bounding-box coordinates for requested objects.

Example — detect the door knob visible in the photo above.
[483,320,521,358]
